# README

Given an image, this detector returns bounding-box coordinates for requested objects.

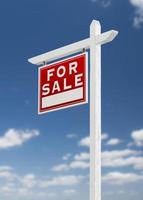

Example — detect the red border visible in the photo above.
[38,52,88,114]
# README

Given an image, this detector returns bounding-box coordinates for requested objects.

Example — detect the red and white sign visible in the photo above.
[38,52,88,114]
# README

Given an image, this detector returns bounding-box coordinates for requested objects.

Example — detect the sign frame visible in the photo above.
[38,52,88,115]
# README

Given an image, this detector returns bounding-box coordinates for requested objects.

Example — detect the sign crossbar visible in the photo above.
[28,30,118,65]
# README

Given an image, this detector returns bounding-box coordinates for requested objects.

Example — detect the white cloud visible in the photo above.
[20,174,37,188]
[102,149,139,160]
[106,138,122,145]
[62,153,72,160]
[0,171,15,180]
[52,151,89,172]
[102,149,143,169]
[74,152,89,161]
[126,157,143,169]
[91,0,112,7]
[79,136,90,147]
[0,166,16,180]
[52,160,89,172]
[70,161,89,169]
[102,156,143,169]
[52,152,90,172]
[0,184,57,198]
[0,166,85,199]
[52,148,143,172]
[52,164,69,172]
[0,166,13,171]
[40,175,84,188]
[131,129,143,146]
[0,167,84,198]
[130,0,143,28]
[66,134,77,139]
[36,192,56,198]
[101,133,109,140]
[52,151,90,172]
[63,189,76,196]
[102,171,143,184]
[0,185,17,194]
[0,129,40,149]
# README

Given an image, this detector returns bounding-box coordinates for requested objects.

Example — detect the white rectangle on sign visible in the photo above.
[38,52,88,114]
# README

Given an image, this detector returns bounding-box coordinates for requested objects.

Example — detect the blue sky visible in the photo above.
[0,0,143,199]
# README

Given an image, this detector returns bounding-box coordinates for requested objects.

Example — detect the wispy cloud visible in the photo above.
[0,166,85,199]
[66,133,78,139]
[20,174,37,188]
[102,149,143,169]
[52,160,89,172]
[40,175,84,188]
[0,166,13,171]
[79,136,90,147]
[101,133,109,140]
[52,148,143,172]
[106,138,122,145]
[52,152,89,172]
[63,189,76,196]
[91,0,112,7]
[1,128,143,199]
[52,128,143,173]
[0,165,16,180]
[130,0,143,28]
[102,171,143,184]
[62,153,72,160]
[52,164,69,172]
[0,129,40,149]
[131,129,143,146]
[74,152,89,161]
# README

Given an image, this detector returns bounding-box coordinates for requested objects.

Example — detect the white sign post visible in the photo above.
[28,20,118,200]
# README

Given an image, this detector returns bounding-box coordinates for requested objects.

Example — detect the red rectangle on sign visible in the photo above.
[38,52,88,114]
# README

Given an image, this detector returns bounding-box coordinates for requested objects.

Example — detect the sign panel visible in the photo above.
[38,52,88,114]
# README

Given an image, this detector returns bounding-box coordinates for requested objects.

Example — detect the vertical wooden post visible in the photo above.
[90,20,101,200]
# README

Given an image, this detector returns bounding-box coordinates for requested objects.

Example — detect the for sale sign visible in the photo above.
[38,52,88,114]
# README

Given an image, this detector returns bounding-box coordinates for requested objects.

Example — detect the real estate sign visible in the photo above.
[38,52,88,114]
